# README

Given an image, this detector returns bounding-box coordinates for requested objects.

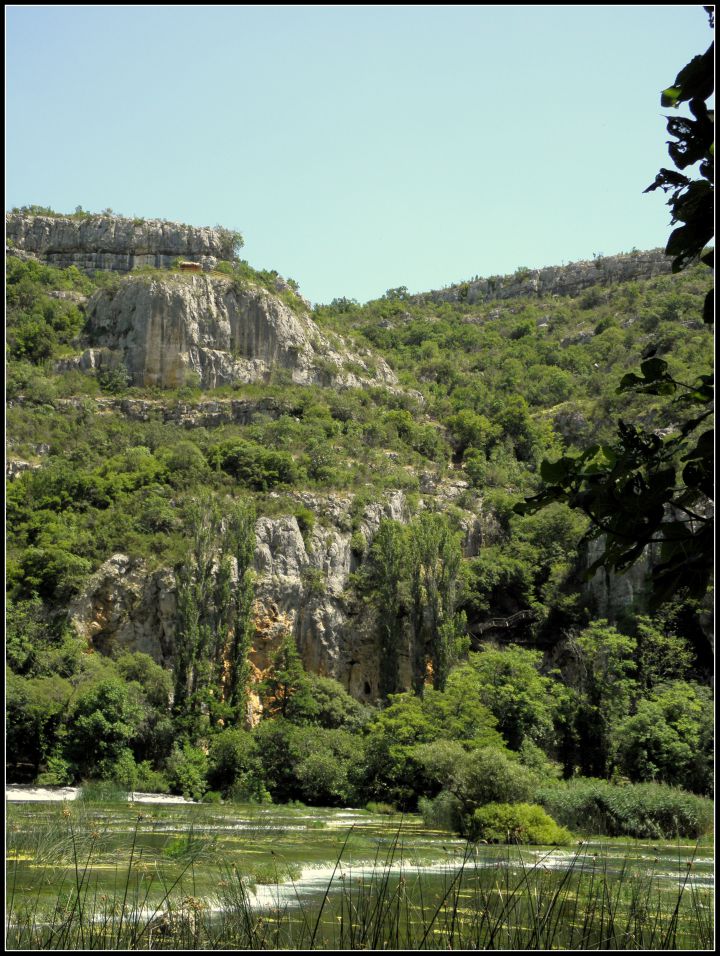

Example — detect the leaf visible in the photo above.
[540,457,573,484]
[669,45,715,105]
[618,372,644,392]
[703,288,713,325]
[639,357,669,381]
[681,428,714,462]
[643,168,689,194]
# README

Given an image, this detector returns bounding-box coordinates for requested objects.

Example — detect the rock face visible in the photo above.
[6,213,228,272]
[68,487,494,704]
[69,555,177,663]
[416,250,674,305]
[583,537,656,623]
[63,272,397,390]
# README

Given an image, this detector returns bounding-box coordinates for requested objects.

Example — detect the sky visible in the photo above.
[5,4,713,304]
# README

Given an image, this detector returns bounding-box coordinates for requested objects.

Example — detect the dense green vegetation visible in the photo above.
[7,799,713,951]
[5,240,713,846]
[515,30,714,614]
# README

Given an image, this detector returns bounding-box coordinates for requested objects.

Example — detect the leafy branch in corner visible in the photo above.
[515,11,714,615]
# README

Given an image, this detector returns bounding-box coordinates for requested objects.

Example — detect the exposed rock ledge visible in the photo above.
[416,249,675,305]
[57,272,397,391]
[6,213,228,272]
[68,488,496,704]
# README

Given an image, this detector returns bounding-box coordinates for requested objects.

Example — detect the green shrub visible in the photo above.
[418,791,464,832]
[536,777,714,839]
[207,728,260,795]
[365,800,398,815]
[165,742,208,801]
[97,364,131,393]
[208,438,301,490]
[226,777,272,804]
[36,753,74,787]
[249,861,302,885]
[350,530,367,558]
[470,802,573,845]
[293,505,316,543]
[201,790,223,804]
[301,565,326,598]
[135,761,170,794]
[79,779,129,803]
[453,747,539,810]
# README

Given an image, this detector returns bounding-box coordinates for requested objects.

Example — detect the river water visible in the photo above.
[5,790,714,949]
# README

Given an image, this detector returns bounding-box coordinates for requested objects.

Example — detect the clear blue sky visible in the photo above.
[5,5,713,304]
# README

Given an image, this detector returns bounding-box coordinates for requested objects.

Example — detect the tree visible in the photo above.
[172,494,256,732]
[515,14,714,630]
[363,519,410,698]
[362,692,437,808]
[259,631,317,722]
[306,674,374,731]
[421,665,505,749]
[64,678,144,779]
[407,512,468,692]
[446,747,539,818]
[466,646,560,751]
[570,621,638,778]
[223,499,257,722]
[207,727,261,795]
[613,680,713,794]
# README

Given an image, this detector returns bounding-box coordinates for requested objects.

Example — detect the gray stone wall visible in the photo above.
[415,249,674,305]
[6,213,227,272]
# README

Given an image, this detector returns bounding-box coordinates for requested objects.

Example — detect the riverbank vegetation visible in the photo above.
[6,248,714,842]
[6,799,714,951]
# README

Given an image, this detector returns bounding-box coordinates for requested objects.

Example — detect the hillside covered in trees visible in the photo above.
[5,211,714,840]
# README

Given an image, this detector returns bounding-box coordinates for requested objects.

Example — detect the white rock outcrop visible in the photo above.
[6,213,229,271]
[68,273,397,390]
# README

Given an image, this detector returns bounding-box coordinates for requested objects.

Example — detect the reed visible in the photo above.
[6,818,713,950]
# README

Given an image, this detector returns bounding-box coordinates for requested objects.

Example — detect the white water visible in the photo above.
[5,785,196,804]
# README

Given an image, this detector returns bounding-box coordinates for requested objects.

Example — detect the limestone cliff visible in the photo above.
[63,272,397,390]
[68,485,494,705]
[6,213,228,272]
[416,249,674,305]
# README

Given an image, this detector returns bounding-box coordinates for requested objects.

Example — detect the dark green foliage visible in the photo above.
[565,621,639,779]
[6,670,73,780]
[613,680,713,794]
[449,747,540,813]
[114,652,174,764]
[357,513,467,695]
[634,615,695,690]
[362,520,410,698]
[64,678,144,780]
[306,675,374,731]
[6,596,48,675]
[224,499,258,720]
[536,777,714,839]
[517,25,714,617]
[253,719,364,806]
[259,632,318,722]
[165,741,209,800]
[207,728,264,798]
[97,364,131,393]
[208,438,301,490]
[407,512,467,692]
[418,790,465,832]
[6,258,90,363]
[173,494,256,733]
[362,683,505,810]
[465,646,561,750]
